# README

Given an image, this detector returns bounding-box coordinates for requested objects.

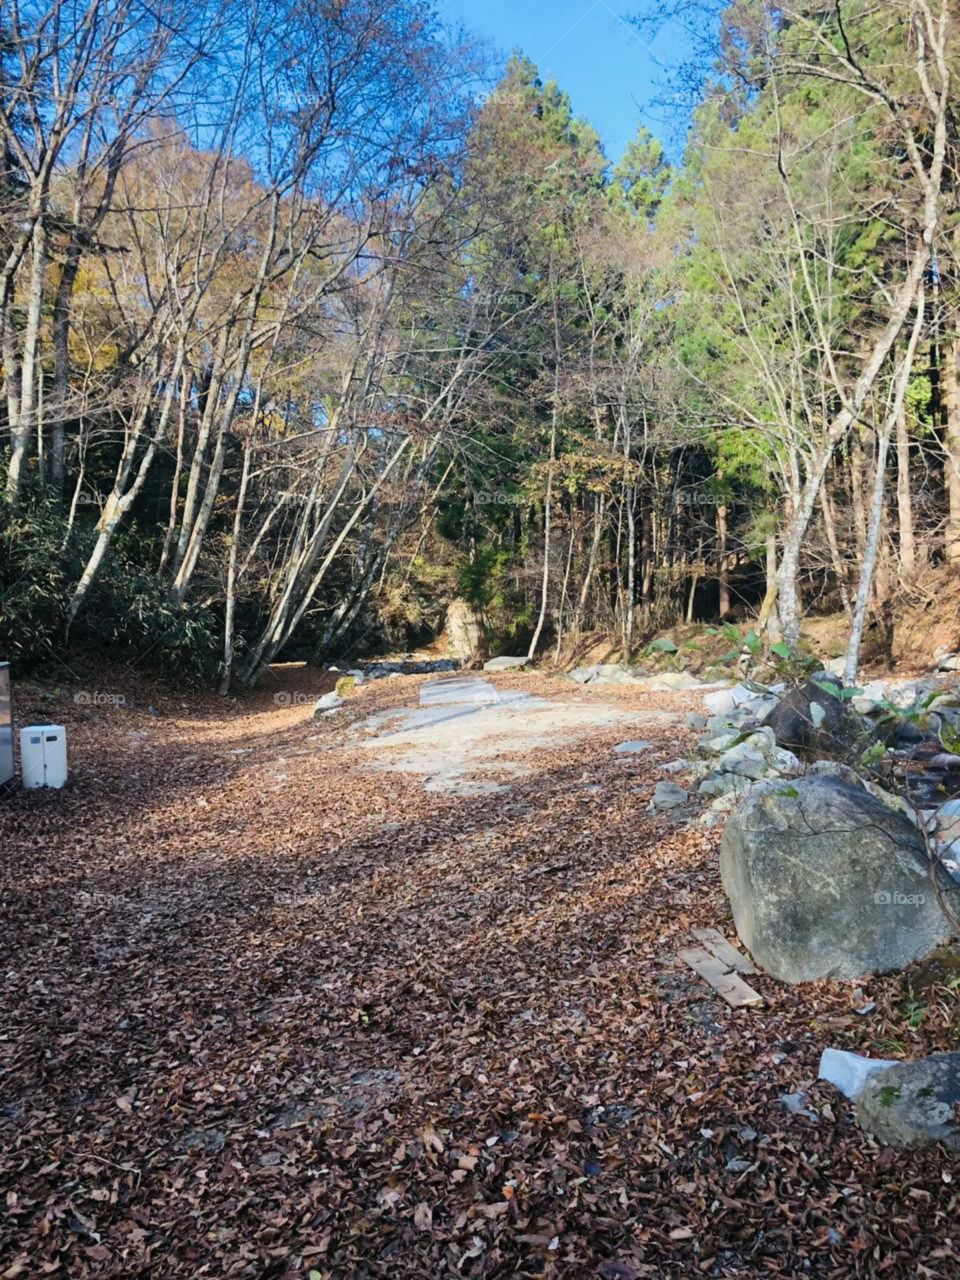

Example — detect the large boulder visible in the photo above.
[720,776,958,983]
[762,673,864,759]
[856,1053,960,1151]
[443,599,484,663]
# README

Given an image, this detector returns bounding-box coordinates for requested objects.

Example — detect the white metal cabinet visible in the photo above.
[20,725,68,789]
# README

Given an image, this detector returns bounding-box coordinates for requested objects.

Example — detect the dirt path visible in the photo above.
[1,667,957,1278]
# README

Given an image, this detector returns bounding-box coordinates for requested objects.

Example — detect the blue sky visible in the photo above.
[437,0,700,164]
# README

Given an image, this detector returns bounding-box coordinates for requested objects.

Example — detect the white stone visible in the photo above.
[703,683,756,716]
[818,1048,897,1100]
[646,671,701,690]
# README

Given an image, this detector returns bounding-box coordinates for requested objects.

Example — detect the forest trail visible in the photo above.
[1,668,956,1278]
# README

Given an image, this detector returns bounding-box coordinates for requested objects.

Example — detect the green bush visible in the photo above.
[0,494,219,682]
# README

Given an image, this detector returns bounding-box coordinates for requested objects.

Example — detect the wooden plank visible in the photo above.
[678,946,764,1009]
[692,926,758,975]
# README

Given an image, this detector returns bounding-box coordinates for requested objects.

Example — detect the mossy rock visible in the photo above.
[907,944,960,996]
[701,665,734,682]
[335,675,357,698]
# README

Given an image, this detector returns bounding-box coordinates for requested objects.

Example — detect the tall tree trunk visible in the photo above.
[554,517,576,664]
[819,482,852,616]
[687,535,704,624]
[624,485,637,655]
[641,509,653,608]
[5,222,47,500]
[895,405,917,577]
[526,414,557,662]
[716,503,731,618]
[220,432,254,695]
[944,330,960,562]
[757,529,781,641]
[50,242,81,495]
[844,293,925,684]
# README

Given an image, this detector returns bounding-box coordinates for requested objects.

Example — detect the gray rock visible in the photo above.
[720,776,959,984]
[763,673,865,759]
[484,656,529,672]
[701,731,742,755]
[930,799,960,842]
[744,697,779,722]
[613,740,654,754]
[709,727,801,780]
[856,1053,960,1150]
[937,654,960,673]
[703,683,775,717]
[699,772,747,799]
[685,712,708,730]
[806,759,865,786]
[660,759,693,775]
[706,714,739,733]
[652,781,689,810]
[717,741,770,780]
[313,692,344,715]
[768,746,803,776]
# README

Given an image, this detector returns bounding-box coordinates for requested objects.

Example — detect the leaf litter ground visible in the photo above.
[1,665,958,1278]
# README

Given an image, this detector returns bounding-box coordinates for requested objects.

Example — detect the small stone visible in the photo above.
[313,692,344,716]
[779,1092,818,1121]
[652,781,688,810]
[660,759,692,775]
[614,740,654,755]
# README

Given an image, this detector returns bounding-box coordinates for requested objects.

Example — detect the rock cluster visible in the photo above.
[569,663,705,691]
[349,657,461,680]
[661,682,800,825]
